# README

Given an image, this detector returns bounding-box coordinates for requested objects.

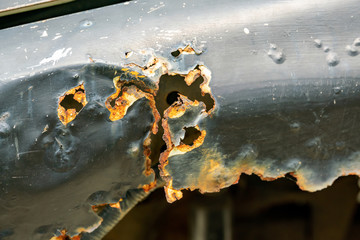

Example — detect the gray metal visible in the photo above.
[1,0,360,239]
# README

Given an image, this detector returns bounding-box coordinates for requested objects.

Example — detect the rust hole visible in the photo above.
[149,71,215,166]
[109,97,117,108]
[181,127,202,146]
[160,144,167,153]
[171,50,181,57]
[166,91,180,105]
[57,84,87,125]
[60,94,84,112]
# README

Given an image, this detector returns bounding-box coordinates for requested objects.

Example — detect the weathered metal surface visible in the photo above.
[1,0,360,239]
[0,64,157,239]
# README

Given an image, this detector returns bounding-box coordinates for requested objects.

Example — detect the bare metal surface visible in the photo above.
[1,0,360,239]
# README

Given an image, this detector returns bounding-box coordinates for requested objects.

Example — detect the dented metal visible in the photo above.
[1,0,360,239]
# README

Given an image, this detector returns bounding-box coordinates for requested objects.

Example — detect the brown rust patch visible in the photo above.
[57,83,87,126]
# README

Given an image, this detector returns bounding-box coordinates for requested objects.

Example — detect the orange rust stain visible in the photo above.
[159,98,208,202]
[49,230,80,240]
[181,45,199,55]
[184,68,201,86]
[184,149,238,193]
[127,57,169,78]
[173,45,201,57]
[167,104,187,118]
[157,117,174,195]
[143,134,156,176]
[105,86,146,121]
[57,83,87,126]
[142,179,157,192]
[164,179,183,203]
[113,74,155,94]
[167,95,200,119]
[165,147,285,196]
[174,129,206,154]
[91,199,123,214]
[105,72,161,178]
[145,94,161,135]
[105,85,160,135]
[109,201,122,209]
[103,65,217,202]
[182,65,214,112]
[130,71,139,77]
[91,204,103,213]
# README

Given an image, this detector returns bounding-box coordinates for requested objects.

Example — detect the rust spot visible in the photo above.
[169,127,206,157]
[143,134,156,176]
[91,204,105,214]
[142,179,157,192]
[57,83,87,126]
[166,95,199,119]
[109,201,121,209]
[183,148,250,194]
[105,85,147,121]
[49,230,81,240]
[171,45,202,57]
[91,198,123,213]
[127,56,168,77]
[104,64,216,203]
[164,179,183,203]
[158,96,208,201]
[125,51,133,58]
[105,86,160,135]
[105,73,161,177]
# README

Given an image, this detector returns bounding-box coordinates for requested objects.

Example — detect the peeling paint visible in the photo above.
[39,48,72,66]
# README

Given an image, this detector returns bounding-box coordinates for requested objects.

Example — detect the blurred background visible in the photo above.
[104,174,360,240]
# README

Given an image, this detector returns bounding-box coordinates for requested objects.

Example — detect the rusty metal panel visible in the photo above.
[1,0,360,239]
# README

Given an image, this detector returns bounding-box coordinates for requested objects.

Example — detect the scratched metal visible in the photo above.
[1,0,360,239]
